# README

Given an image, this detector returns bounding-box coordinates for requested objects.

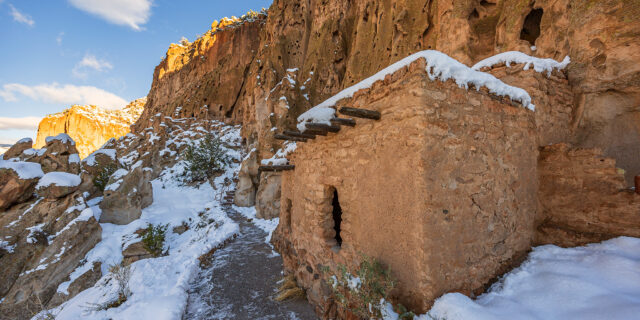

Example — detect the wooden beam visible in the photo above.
[283,130,316,139]
[305,123,340,133]
[339,107,381,120]
[330,118,356,127]
[304,129,327,136]
[274,134,307,142]
[258,165,295,172]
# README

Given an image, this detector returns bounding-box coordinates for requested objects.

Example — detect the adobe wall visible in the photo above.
[272,60,538,315]
[537,143,640,247]
[481,65,574,147]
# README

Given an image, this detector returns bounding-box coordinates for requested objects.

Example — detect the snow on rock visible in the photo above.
[390,236,640,320]
[84,148,117,166]
[68,154,81,164]
[472,51,570,76]
[45,133,76,145]
[0,160,44,179]
[17,137,33,144]
[260,141,297,165]
[36,172,81,188]
[42,126,243,320]
[298,50,535,131]
[0,239,16,253]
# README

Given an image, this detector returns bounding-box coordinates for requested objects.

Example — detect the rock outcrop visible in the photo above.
[1,138,33,160]
[35,98,146,158]
[0,162,44,210]
[99,165,153,225]
[537,143,640,247]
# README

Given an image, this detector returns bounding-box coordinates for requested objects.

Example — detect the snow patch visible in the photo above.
[84,149,117,166]
[0,160,44,179]
[45,133,75,145]
[260,141,297,165]
[36,172,81,188]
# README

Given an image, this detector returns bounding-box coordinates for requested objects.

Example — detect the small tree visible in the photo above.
[183,134,229,182]
[142,223,168,257]
[93,164,117,191]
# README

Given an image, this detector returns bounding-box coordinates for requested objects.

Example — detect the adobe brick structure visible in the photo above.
[271,59,540,315]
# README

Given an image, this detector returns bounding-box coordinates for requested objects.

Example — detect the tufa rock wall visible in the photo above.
[537,143,640,247]
[131,0,640,184]
[35,98,146,158]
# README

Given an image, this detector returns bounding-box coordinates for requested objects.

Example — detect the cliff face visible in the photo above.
[133,16,265,131]
[135,0,640,184]
[35,98,146,158]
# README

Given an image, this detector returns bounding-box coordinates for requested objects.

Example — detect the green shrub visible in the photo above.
[141,223,168,257]
[93,164,117,191]
[323,255,396,319]
[183,134,229,182]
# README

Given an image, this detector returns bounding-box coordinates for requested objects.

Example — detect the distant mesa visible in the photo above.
[34,97,146,158]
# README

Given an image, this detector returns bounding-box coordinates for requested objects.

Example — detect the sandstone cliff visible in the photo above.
[35,98,146,158]
[134,0,640,186]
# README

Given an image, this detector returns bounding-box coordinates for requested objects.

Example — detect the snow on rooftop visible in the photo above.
[45,133,76,146]
[36,172,81,188]
[298,50,535,131]
[0,160,44,179]
[472,51,570,76]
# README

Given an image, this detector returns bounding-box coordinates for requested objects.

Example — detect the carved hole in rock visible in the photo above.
[520,8,543,45]
[331,188,343,247]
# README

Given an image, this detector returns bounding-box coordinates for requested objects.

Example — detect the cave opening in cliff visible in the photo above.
[331,189,343,247]
[520,8,543,45]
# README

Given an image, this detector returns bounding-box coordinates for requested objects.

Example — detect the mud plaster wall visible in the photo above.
[273,60,538,314]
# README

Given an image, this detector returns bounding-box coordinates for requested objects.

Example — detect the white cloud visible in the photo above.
[68,0,152,31]
[72,53,113,78]
[0,116,41,130]
[0,83,128,110]
[8,4,35,26]
[56,32,64,45]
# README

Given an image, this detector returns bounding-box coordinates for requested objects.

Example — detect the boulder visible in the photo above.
[0,162,44,210]
[122,241,153,265]
[36,172,82,199]
[255,172,281,219]
[2,138,33,160]
[100,165,153,225]
[234,149,259,207]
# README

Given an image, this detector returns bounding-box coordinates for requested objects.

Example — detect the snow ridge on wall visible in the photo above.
[298,50,535,131]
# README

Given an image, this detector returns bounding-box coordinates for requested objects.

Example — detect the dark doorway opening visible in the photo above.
[331,189,343,246]
[520,8,543,45]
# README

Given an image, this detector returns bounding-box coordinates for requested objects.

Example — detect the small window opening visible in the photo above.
[520,9,543,45]
[331,189,343,246]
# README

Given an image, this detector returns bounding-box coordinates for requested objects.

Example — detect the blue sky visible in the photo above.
[0,0,272,144]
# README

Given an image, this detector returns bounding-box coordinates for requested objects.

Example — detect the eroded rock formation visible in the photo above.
[35,98,146,158]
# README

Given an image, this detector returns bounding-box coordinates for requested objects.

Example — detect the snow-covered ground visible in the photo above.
[36,129,244,320]
[383,236,640,320]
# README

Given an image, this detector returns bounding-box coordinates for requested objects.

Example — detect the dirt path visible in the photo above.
[184,188,318,320]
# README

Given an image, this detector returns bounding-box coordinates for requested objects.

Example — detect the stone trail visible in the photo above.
[184,185,318,320]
